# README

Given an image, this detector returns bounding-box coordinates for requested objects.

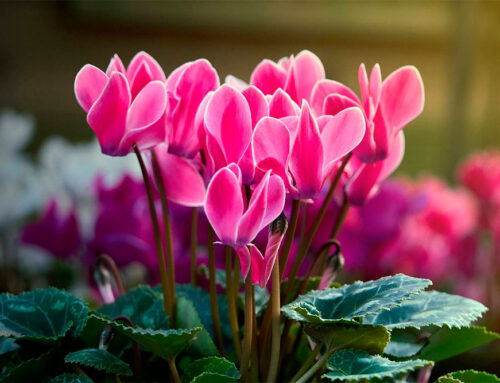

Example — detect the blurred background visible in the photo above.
[1,1,500,180]
[1,0,500,378]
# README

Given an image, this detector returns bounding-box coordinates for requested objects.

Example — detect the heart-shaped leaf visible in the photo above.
[418,326,499,362]
[49,374,94,383]
[0,288,88,341]
[383,329,424,358]
[99,286,168,330]
[91,314,200,360]
[437,370,500,383]
[282,274,431,325]
[65,348,132,376]
[363,291,487,330]
[181,356,240,383]
[305,325,390,354]
[176,296,218,357]
[323,349,432,382]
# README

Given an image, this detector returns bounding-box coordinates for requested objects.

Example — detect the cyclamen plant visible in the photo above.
[1,51,499,383]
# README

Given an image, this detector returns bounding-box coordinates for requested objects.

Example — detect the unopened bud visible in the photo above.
[269,212,288,236]
[94,260,115,304]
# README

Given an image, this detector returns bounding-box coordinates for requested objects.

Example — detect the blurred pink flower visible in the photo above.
[74,52,167,156]
[21,198,81,259]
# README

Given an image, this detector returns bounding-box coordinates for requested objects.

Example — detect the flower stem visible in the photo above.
[266,260,281,382]
[295,346,334,383]
[190,207,198,286]
[167,358,181,383]
[279,199,301,280]
[207,225,225,356]
[133,146,172,320]
[240,272,253,379]
[290,343,322,383]
[284,153,352,303]
[225,246,242,361]
[151,150,176,321]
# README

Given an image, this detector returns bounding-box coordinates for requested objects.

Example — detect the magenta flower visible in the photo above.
[311,64,424,163]
[344,131,405,205]
[21,198,81,259]
[204,164,286,284]
[165,59,219,158]
[250,50,325,104]
[253,101,365,199]
[458,151,500,204]
[150,143,206,207]
[74,52,167,156]
[203,85,269,184]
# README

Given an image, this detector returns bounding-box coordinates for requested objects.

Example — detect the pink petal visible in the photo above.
[165,62,190,93]
[205,166,244,244]
[127,51,166,83]
[153,145,206,207]
[105,54,126,76]
[253,117,291,168]
[269,89,299,119]
[320,107,365,173]
[358,63,370,112]
[369,64,382,115]
[379,131,405,181]
[260,228,285,287]
[74,64,108,113]
[249,245,265,286]
[250,59,287,95]
[167,59,220,158]
[323,94,360,117]
[380,66,424,133]
[310,79,360,116]
[237,171,271,244]
[122,81,167,151]
[225,75,248,91]
[87,72,131,156]
[236,246,252,281]
[289,102,324,199]
[261,175,286,228]
[285,50,325,103]
[346,161,384,206]
[242,86,269,127]
[129,61,154,99]
[204,85,252,164]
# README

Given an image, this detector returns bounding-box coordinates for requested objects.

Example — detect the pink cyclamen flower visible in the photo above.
[150,143,206,207]
[21,198,81,259]
[204,164,286,285]
[311,64,424,163]
[253,101,365,199]
[250,50,325,104]
[202,84,269,184]
[75,52,167,156]
[345,131,405,205]
[165,59,219,158]
[458,151,500,203]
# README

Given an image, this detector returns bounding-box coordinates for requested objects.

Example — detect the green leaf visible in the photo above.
[282,274,431,325]
[176,296,218,357]
[49,374,94,383]
[323,349,432,382]
[363,291,487,330]
[91,314,200,360]
[0,337,18,355]
[305,325,390,354]
[0,349,56,382]
[384,329,424,358]
[99,286,168,330]
[65,348,132,376]
[418,326,499,362]
[0,288,88,341]
[181,356,240,383]
[437,370,500,383]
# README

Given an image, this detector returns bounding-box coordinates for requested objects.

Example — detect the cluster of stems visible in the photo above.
[133,145,352,382]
